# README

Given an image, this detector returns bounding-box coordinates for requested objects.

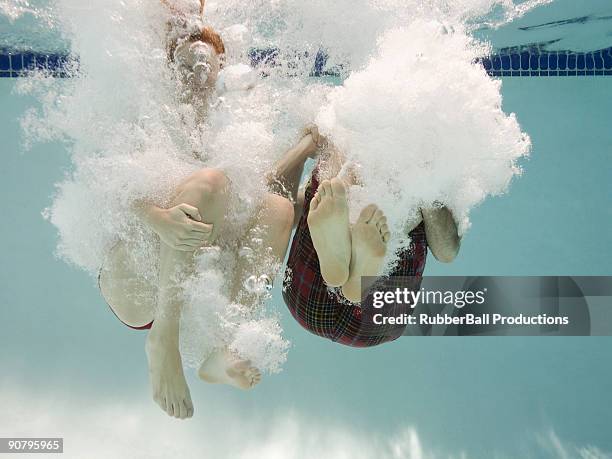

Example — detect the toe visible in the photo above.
[168,399,177,418]
[186,404,194,418]
[330,177,346,197]
[184,397,194,418]
[177,399,187,419]
[321,180,332,197]
[310,194,320,211]
[247,370,259,388]
[174,400,183,419]
[159,395,170,414]
[231,370,253,390]
[371,209,384,225]
[226,358,260,390]
[383,231,391,243]
[166,394,179,418]
[358,204,378,224]
[317,182,327,197]
[247,368,261,382]
[241,364,261,389]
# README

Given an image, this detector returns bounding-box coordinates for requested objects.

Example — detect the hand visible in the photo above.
[301,124,328,158]
[148,204,214,251]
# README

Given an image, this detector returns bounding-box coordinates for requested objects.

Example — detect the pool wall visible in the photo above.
[2,46,612,78]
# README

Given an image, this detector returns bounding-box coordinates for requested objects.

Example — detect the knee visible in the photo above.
[188,168,229,193]
[174,169,229,205]
[266,194,295,231]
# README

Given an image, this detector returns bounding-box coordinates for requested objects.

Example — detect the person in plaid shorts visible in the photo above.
[274,126,461,348]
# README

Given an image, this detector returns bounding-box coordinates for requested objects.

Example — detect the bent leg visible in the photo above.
[267,133,317,203]
[198,192,294,389]
[146,168,232,419]
[96,168,230,419]
[98,168,230,331]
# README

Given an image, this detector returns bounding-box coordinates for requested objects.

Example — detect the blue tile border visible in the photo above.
[1,47,612,78]
[253,46,612,77]
[0,51,75,77]
[0,53,10,71]
[474,46,612,78]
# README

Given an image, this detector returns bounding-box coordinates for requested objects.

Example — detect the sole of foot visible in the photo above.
[341,204,390,303]
[198,348,262,390]
[307,178,351,287]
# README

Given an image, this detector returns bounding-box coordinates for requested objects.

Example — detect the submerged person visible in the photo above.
[98,0,320,419]
[280,137,461,347]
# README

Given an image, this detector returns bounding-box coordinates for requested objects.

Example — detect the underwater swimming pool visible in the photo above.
[1,0,612,458]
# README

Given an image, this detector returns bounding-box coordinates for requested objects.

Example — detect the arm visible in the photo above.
[160,0,184,17]
[267,135,314,227]
[420,205,460,263]
[133,201,213,251]
[160,0,204,18]
[267,125,322,221]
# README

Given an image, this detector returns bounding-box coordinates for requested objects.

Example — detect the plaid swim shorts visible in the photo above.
[282,167,428,348]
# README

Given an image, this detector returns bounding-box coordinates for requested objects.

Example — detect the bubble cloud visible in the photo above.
[14,0,546,370]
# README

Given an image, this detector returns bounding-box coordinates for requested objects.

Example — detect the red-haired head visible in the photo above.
[168,26,225,91]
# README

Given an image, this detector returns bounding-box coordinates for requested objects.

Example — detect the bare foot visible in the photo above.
[307,178,351,287]
[341,204,391,303]
[145,322,194,419]
[198,348,262,390]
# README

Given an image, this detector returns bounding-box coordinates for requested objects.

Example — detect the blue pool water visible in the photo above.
[1,1,611,458]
